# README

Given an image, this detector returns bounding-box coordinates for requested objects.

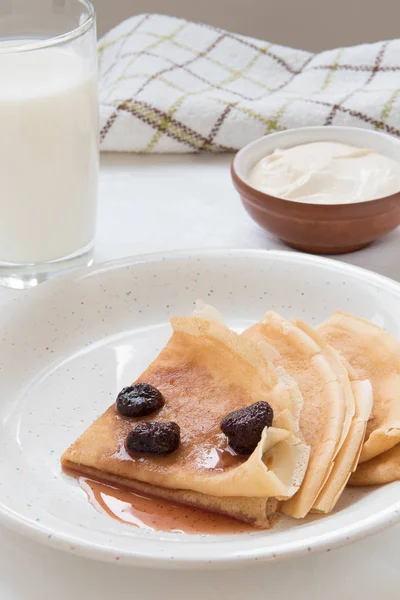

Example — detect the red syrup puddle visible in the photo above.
[65,469,257,534]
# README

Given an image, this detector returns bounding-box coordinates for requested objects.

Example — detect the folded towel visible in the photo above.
[99,14,400,153]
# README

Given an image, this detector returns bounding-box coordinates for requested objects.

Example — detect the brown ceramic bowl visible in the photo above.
[231,126,400,254]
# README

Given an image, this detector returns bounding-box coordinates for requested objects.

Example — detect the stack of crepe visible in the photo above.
[317,312,400,488]
[243,312,373,518]
[62,303,400,528]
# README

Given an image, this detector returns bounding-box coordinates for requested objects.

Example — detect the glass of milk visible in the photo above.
[0,0,98,289]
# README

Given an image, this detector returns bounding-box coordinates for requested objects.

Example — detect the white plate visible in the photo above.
[0,249,399,568]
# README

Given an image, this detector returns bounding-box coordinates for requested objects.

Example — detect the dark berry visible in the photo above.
[116,383,164,418]
[220,401,274,455]
[125,421,180,456]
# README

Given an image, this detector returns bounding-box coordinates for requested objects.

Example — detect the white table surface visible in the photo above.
[1,152,399,599]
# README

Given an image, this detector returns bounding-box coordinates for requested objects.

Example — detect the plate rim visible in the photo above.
[1,248,400,568]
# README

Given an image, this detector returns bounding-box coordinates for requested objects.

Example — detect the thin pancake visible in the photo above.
[294,323,369,514]
[296,321,355,458]
[62,315,310,524]
[318,312,400,463]
[243,313,348,519]
[349,443,400,486]
[313,378,373,512]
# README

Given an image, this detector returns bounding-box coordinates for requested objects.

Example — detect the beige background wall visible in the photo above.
[93,0,398,52]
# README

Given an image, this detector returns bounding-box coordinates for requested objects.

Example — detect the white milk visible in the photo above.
[0,47,98,264]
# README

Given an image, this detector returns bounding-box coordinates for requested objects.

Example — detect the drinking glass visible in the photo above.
[0,0,98,289]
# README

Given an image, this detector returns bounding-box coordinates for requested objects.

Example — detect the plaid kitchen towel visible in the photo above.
[99,14,400,153]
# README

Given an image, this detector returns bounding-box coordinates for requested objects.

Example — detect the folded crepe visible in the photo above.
[293,324,372,514]
[318,312,400,463]
[243,313,353,519]
[349,443,400,486]
[62,312,310,528]
[312,368,373,512]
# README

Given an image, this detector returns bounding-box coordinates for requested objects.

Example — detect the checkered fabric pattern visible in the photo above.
[99,14,400,153]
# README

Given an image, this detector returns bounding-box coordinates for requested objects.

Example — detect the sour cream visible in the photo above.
[249,141,400,204]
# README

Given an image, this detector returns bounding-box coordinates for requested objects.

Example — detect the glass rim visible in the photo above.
[0,0,95,54]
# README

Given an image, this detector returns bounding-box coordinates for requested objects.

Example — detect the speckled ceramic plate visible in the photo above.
[0,249,399,567]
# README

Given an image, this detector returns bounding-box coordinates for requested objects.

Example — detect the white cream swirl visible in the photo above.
[249,141,400,204]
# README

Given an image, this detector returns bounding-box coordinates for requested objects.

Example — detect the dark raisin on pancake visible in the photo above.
[220,401,274,455]
[125,422,181,456]
[116,383,164,417]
